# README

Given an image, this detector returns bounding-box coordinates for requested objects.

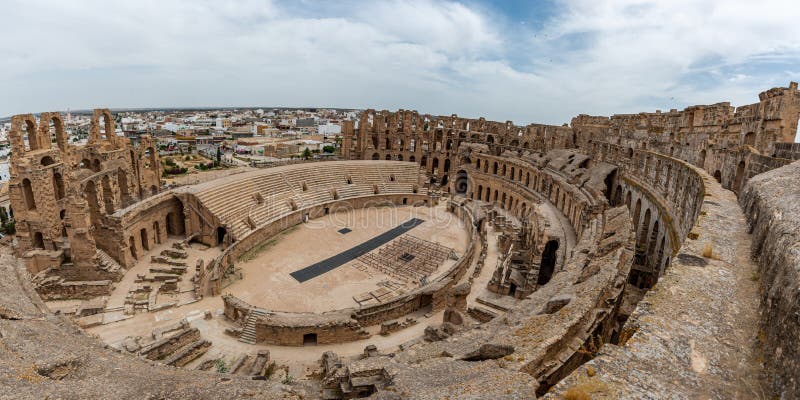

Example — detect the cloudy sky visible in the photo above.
[1,0,799,127]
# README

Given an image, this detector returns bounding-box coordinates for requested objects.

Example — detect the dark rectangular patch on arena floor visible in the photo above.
[290,218,425,282]
[338,228,352,234]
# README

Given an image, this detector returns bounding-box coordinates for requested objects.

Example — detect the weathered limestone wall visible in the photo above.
[6,109,164,296]
[740,160,800,398]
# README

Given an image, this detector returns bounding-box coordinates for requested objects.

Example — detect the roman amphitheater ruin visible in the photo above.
[2,82,800,399]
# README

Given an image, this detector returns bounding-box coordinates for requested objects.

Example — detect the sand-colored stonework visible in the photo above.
[2,83,800,399]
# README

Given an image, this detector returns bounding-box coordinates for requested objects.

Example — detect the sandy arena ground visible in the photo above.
[77,202,471,373]
[226,203,468,312]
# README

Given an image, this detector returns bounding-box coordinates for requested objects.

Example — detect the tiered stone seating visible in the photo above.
[189,161,422,240]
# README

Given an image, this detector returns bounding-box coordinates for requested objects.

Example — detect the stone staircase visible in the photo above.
[96,249,123,274]
[238,308,268,344]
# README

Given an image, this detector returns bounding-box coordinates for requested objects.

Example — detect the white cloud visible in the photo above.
[0,0,798,127]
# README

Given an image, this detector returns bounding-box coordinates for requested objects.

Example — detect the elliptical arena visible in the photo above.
[3,83,800,399]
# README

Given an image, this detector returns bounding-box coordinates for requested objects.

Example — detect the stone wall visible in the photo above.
[740,160,800,398]
[7,109,163,295]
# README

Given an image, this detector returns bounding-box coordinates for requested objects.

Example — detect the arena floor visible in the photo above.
[227,203,468,313]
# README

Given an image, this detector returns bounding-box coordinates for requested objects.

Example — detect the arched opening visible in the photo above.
[492,162,498,174]
[385,154,392,160]
[477,185,483,199]
[32,232,45,249]
[443,159,451,173]
[102,176,115,214]
[92,159,101,172]
[697,149,706,168]
[440,174,449,186]
[129,236,138,259]
[216,226,227,246]
[647,220,660,265]
[454,170,468,194]
[432,158,439,172]
[41,156,55,166]
[371,152,379,160]
[80,158,91,169]
[166,209,186,236]
[637,209,652,265]
[613,185,623,207]
[525,172,530,186]
[408,155,415,162]
[713,170,722,183]
[84,181,100,224]
[52,172,65,200]
[150,185,158,195]
[743,132,756,147]
[118,169,130,206]
[153,221,161,245]
[537,240,559,285]
[604,169,617,205]
[733,161,746,193]
[22,178,36,210]
[140,228,149,251]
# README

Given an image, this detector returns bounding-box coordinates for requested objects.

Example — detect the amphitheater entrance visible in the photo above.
[537,240,559,286]
[216,226,227,246]
[454,170,468,194]
[714,170,722,183]
[440,174,448,186]
[303,333,317,346]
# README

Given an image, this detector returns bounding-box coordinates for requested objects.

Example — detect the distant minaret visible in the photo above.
[66,108,72,124]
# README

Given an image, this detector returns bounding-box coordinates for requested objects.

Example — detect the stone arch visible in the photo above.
[477,185,483,199]
[129,236,138,260]
[538,240,559,286]
[385,154,392,160]
[32,232,45,249]
[697,149,706,168]
[41,156,55,166]
[216,226,227,246]
[41,113,68,151]
[52,172,65,200]
[743,132,756,147]
[371,152,380,160]
[22,178,36,210]
[648,220,660,263]
[408,155,415,162]
[117,169,130,205]
[84,181,100,225]
[632,198,642,228]
[713,170,722,183]
[637,208,652,260]
[92,159,102,172]
[432,157,439,172]
[153,221,161,245]
[733,161,746,193]
[443,159,451,173]
[454,170,468,195]
[102,175,115,214]
[140,228,149,251]
[166,209,185,236]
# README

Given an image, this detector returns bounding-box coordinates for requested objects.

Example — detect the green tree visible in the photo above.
[323,145,335,153]
[302,148,312,160]
[216,146,222,165]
